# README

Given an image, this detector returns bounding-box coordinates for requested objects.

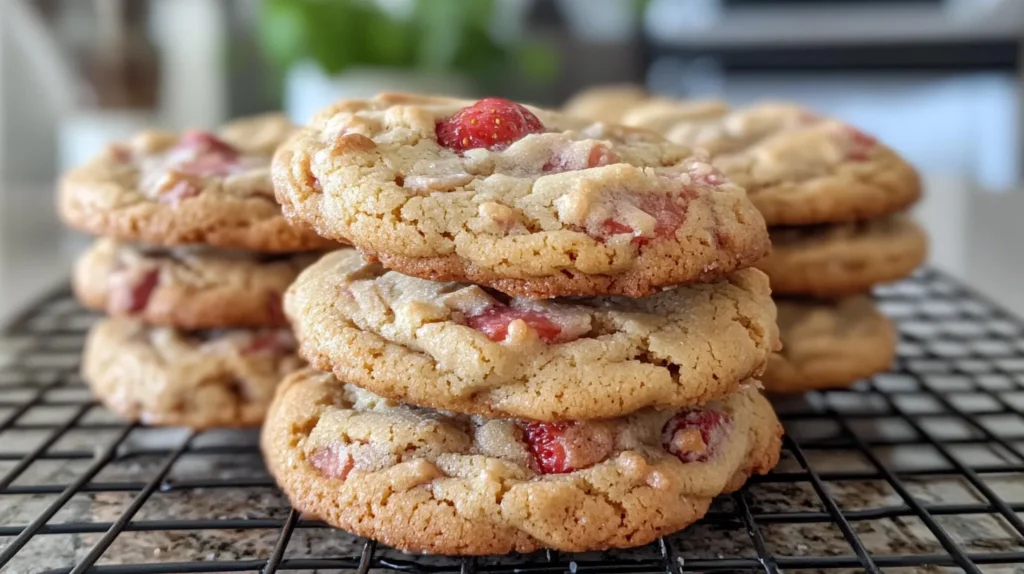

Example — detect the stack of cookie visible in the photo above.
[60,114,336,428]
[604,99,926,392]
[262,94,784,554]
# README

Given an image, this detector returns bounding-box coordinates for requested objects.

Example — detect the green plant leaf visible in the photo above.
[364,9,414,67]
[257,0,309,70]
[414,0,469,70]
[515,41,559,81]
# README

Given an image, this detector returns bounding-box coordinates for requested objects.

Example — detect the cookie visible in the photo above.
[757,214,927,297]
[284,249,779,421]
[653,104,922,226]
[82,317,303,428]
[73,238,324,329]
[273,93,770,298]
[764,296,896,392]
[619,98,729,133]
[561,84,652,124]
[59,113,336,253]
[261,368,782,554]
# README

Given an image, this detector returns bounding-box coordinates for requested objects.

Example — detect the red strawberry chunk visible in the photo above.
[661,409,732,463]
[436,97,544,152]
[242,330,295,355]
[110,267,159,314]
[522,421,613,475]
[310,445,354,480]
[174,130,240,177]
[587,144,619,168]
[265,293,286,325]
[465,305,564,343]
[843,125,877,161]
[179,130,239,157]
[599,193,689,245]
[543,142,620,173]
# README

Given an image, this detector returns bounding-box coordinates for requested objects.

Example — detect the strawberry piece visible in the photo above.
[523,422,573,474]
[436,97,544,152]
[110,268,159,314]
[174,130,240,177]
[465,305,564,343]
[661,409,732,463]
[179,130,239,158]
[265,293,286,325]
[587,144,619,168]
[242,330,295,355]
[599,193,689,245]
[843,125,877,162]
[522,421,613,474]
[310,445,354,480]
[108,143,132,163]
[544,142,620,173]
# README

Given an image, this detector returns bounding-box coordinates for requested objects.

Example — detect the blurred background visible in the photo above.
[1,0,1023,321]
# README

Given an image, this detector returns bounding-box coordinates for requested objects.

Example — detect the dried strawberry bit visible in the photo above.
[310,445,354,480]
[544,143,620,173]
[691,164,727,186]
[243,330,295,355]
[661,409,732,463]
[174,130,241,177]
[180,153,240,178]
[178,130,239,158]
[843,125,877,161]
[465,304,565,343]
[599,193,690,245]
[436,97,544,152]
[110,268,159,314]
[265,293,286,325]
[521,421,614,475]
[108,143,133,163]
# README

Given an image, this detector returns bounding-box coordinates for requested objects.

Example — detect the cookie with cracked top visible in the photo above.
[82,317,303,429]
[273,93,770,298]
[561,84,652,124]
[756,214,927,297]
[638,103,922,226]
[764,296,896,392]
[261,367,782,554]
[73,238,325,329]
[283,249,780,421]
[59,113,336,253]
[619,98,729,132]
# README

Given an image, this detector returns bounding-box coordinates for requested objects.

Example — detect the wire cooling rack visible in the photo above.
[1,269,1023,574]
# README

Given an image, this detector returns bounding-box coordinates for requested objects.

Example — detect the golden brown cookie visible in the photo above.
[59,113,336,253]
[764,296,896,392]
[756,214,928,297]
[82,317,303,429]
[73,238,325,329]
[284,249,779,421]
[273,93,770,298]
[644,103,922,226]
[561,84,652,124]
[261,368,782,554]
[619,98,730,133]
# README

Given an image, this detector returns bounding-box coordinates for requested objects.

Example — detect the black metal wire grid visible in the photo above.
[1,268,1023,573]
